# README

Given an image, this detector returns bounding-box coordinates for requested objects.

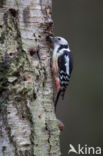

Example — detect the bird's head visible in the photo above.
[49,36,69,49]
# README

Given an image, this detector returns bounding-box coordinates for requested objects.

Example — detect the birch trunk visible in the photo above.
[0,0,61,155]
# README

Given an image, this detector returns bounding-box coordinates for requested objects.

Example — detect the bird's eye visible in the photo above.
[58,38,61,40]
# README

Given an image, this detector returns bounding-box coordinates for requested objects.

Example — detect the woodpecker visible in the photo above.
[49,36,73,111]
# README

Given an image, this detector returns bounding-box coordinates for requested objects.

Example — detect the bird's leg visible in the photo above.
[57,119,64,131]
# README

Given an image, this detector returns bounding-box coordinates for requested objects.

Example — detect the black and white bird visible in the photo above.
[49,36,73,111]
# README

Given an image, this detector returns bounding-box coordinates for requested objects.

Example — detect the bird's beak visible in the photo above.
[49,36,55,42]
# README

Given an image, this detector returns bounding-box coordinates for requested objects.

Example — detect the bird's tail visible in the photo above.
[54,88,66,112]
[54,90,61,112]
[61,89,66,100]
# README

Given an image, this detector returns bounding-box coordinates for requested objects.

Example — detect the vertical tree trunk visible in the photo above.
[0,0,61,155]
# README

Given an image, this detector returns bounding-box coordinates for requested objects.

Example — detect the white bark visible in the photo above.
[0,0,61,155]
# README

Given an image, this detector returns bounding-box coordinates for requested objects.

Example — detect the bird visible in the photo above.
[49,36,73,111]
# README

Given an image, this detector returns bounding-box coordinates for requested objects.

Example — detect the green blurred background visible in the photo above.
[53,0,103,155]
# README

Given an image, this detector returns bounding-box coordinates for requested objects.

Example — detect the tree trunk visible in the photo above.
[0,0,61,155]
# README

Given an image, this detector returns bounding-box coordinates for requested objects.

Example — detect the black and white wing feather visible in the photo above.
[54,50,73,109]
[58,50,73,97]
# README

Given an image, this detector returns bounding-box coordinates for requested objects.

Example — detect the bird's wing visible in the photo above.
[68,51,73,75]
[58,51,70,99]
[58,51,70,85]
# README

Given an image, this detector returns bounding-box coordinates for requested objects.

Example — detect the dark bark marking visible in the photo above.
[23,7,30,27]
[29,47,38,56]
[9,8,18,18]
[45,6,52,18]
[45,123,52,154]
[0,32,5,44]
[2,146,6,152]
[29,47,40,60]
[33,92,37,100]
[0,0,6,8]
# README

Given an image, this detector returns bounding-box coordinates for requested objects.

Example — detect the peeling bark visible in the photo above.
[0,0,61,155]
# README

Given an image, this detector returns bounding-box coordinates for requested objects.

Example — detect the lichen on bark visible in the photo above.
[0,0,61,155]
